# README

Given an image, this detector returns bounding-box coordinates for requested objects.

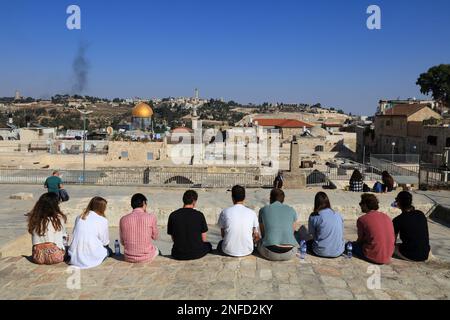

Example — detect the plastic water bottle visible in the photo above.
[346,242,353,259]
[63,235,69,247]
[114,240,121,256]
[299,240,307,260]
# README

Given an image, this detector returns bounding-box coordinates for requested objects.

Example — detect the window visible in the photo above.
[446,137,450,148]
[314,145,324,152]
[386,120,391,127]
[147,152,154,160]
[427,136,438,146]
[121,151,129,159]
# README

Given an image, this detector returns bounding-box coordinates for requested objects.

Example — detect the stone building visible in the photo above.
[253,118,313,141]
[421,122,450,165]
[355,125,376,163]
[377,98,438,115]
[374,104,442,155]
[105,141,165,162]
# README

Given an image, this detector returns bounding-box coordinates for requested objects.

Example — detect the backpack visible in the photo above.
[59,189,70,202]
[373,182,383,193]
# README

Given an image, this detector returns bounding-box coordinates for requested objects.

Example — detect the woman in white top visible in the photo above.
[28,192,68,265]
[69,197,112,269]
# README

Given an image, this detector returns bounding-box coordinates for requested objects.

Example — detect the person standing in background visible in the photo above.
[273,171,284,189]
[44,171,64,195]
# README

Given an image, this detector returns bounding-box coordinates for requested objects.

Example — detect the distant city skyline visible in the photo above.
[1,0,449,115]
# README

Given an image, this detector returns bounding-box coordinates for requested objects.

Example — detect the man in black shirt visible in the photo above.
[167,190,213,260]
[393,191,430,262]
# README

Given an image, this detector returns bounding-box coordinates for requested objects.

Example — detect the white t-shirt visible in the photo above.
[218,204,259,257]
[32,219,67,250]
[69,211,110,269]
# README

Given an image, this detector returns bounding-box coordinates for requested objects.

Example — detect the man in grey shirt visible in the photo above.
[257,189,298,261]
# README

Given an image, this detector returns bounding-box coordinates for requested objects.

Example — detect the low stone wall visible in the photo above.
[59,190,434,227]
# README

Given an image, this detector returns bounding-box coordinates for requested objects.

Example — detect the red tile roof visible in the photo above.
[254,119,313,128]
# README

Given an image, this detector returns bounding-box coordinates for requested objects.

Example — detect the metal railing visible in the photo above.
[370,154,420,164]
[370,157,419,177]
[419,166,450,189]
[0,168,276,188]
[304,164,382,187]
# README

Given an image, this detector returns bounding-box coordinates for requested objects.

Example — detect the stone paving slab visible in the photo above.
[0,221,450,300]
[0,251,449,300]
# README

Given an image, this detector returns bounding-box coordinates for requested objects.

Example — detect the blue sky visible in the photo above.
[0,0,449,115]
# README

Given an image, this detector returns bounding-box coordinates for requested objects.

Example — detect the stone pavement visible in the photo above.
[1,223,450,300]
[1,246,449,300]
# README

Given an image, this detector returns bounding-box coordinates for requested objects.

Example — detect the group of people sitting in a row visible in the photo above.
[349,170,395,193]
[28,185,430,269]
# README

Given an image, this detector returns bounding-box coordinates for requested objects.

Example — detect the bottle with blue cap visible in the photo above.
[299,240,307,260]
[346,242,353,259]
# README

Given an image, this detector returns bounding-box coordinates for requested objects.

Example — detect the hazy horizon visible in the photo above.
[1,0,449,116]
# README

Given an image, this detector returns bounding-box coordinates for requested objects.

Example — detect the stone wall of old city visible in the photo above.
[105,141,166,162]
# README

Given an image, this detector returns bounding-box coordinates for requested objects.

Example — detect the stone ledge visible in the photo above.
[9,193,34,201]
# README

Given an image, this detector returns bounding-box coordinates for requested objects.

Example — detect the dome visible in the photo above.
[132,102,153,118]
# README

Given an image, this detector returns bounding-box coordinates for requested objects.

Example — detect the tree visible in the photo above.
[417,64,450,109]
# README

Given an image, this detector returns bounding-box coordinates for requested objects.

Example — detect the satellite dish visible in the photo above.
[106,127,114,135]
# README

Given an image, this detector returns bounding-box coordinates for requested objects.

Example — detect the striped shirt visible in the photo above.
[119,208,159,263]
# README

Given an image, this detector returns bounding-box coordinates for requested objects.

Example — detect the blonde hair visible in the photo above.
[81,197,108,220]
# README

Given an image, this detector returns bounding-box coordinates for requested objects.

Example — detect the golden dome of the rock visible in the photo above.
[132,102,154,118]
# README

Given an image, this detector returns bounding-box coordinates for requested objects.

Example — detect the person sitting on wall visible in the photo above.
[306,192,345,258]
[257,189,298,261]
[120,193,160,263]
[349,169,364,192]
[392,191,431,262]
[28,193,68,265]
[351,194,395,265]
[167,190,213,260]
[217,185,260,257]
[69,197,113,269]
[373,171,395,193]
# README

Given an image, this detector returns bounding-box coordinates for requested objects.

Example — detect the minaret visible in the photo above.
[192,105,199,130]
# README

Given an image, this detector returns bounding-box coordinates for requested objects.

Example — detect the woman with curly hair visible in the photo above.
[28,192,68,265]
